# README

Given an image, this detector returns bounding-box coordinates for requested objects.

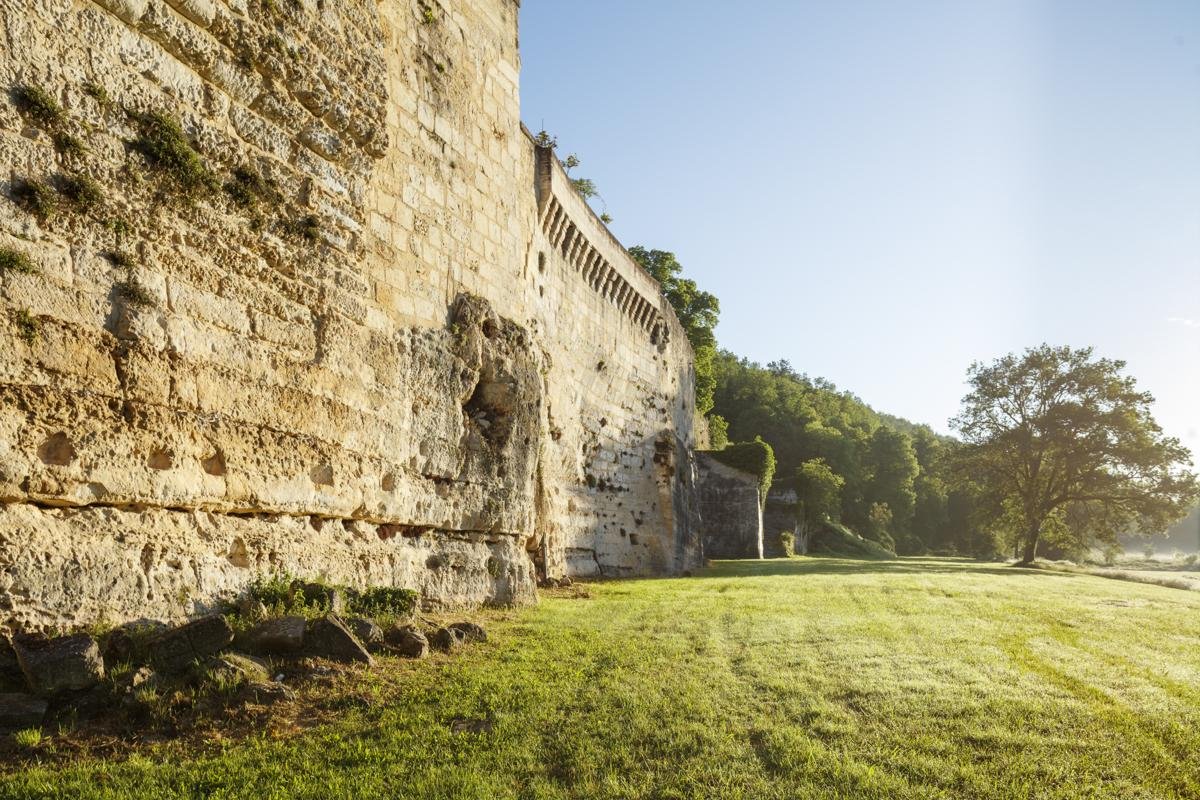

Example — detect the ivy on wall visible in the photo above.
[707,436,776,502]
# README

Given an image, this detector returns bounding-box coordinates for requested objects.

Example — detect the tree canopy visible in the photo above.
[794,458,844,554]
[951,344,1199,563]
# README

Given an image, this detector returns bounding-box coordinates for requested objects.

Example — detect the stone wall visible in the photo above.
[0,0,701,630]
[695,453,762,560]
[763,487,798,558]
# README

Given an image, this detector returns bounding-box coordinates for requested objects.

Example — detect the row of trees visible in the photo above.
[638,244,1198,562]
[711,353,995,556]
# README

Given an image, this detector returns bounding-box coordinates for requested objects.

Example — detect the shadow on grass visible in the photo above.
[697,556,1070,581]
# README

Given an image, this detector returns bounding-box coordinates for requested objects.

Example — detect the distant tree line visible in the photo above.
[640,247,1199,562]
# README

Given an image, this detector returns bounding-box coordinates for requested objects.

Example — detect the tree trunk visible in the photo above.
[795,521,809,555]
[1019,527,1040,565]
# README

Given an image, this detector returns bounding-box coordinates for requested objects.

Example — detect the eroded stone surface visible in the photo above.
[0,0,703,629]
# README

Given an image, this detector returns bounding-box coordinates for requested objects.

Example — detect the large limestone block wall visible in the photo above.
[0,0,701,629]
[527,145,701,579]
[695,454,763,560]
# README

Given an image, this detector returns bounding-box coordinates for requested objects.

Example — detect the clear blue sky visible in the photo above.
[519,0,1200,449]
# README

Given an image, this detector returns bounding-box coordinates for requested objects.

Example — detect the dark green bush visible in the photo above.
[349,586,419,618]
[778,530,795,558]
[247,573,419,620]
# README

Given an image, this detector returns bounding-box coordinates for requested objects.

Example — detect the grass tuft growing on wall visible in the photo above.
[132,111,218,195]
[13,309,41,344]
[11,178,58,221]
[0,248,39,276]
[12,84,63,128]
[59,174,103,213]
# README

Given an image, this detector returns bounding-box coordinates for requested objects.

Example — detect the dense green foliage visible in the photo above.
[712,353,989,555]
[11,558,1200,799]
[708,437,776,501]
[247,574,419,620]
[628,247,720,416]
[953,345,1199,563]
[793,458,844,554]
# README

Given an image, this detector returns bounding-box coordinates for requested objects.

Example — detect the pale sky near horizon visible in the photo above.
[518,1,1200,451]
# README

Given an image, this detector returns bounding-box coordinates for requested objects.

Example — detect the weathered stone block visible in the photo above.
[306,615,373,665]
[346,617,384,651]
[0,693,48,731]
[448,621,487,643]
[385,624,429,659]
[246,616,306,655]
[13,634,104,694]
[149,615,234,673]
[430,626,467,653]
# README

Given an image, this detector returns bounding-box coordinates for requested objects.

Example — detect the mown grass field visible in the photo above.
[5,557,1200,799]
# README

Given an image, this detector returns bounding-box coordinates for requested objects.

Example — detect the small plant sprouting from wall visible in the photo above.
[11,178,58,221]
[83,81,111,109]
[13,309,41,344]
[115,276,154,309]
[105,250,135,269]
[106,217,132,242]
[0,248,39,275]
[52,131,86,159]
[224,165,277,211]
[533,130,558,150]
[295,214,321,243]
[132,111,218,195]
[570,177,598,200]
[12,84,64,128]
[59,174,103,213]
[600,213,613,224]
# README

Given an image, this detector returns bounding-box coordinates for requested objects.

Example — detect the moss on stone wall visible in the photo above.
[707,437,776,501]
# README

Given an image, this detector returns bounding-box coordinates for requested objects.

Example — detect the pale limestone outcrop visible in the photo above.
[0,0,702,629]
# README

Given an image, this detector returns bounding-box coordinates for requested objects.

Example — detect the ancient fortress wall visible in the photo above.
[0,0,701,630]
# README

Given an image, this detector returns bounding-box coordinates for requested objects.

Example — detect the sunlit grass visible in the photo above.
[5,557,1200,799]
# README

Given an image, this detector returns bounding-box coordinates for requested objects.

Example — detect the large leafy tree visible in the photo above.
[864,427,919,539]
[951,345,1198,564]
[629,247,720,415]
[794,458,844,554]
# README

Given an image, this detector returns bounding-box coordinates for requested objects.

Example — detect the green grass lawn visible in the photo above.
[6,557,1200,799]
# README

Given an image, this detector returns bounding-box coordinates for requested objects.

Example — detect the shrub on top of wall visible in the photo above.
[707,436,776,502]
